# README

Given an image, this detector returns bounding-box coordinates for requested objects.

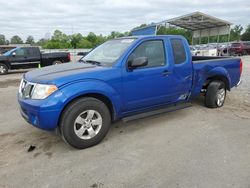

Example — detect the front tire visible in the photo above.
[59,97,111,149]
[0,63,8,75]
[205,81,226,108]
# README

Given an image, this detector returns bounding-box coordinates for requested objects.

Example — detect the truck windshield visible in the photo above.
[83,38,135,66]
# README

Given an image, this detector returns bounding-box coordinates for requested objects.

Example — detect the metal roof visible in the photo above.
[160,11,232,31]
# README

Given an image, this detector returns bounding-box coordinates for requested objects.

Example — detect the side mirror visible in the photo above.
[128,57,148,69]
[12,52,16,57]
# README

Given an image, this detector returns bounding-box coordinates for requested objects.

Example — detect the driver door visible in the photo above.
[122,39,174,112]
[9,48,29,69]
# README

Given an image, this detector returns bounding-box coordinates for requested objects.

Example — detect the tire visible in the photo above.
[205,81,226,108]
[52,60,63,65]
[0,63,8,75]
[59,97,111,149]
[242,50,248,56]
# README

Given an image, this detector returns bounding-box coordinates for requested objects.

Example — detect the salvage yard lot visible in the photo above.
[0,57,250,188]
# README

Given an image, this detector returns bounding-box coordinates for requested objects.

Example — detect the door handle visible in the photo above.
[162,70,171,76]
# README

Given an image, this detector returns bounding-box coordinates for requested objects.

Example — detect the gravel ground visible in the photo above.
[0,57,250,188]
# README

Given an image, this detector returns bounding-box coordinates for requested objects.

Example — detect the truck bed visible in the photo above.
[191,56,241,96]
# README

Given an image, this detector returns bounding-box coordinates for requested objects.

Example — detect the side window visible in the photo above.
[129,40,165,68]
[171,39,186,64]
[15,48,26,57]
[28,48,40,57]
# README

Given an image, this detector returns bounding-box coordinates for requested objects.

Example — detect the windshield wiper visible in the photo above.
[85,60,102,66]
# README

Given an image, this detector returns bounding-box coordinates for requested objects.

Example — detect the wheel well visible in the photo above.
[203,76,230,91]
[0,62,10,69]
[59,93,115,125]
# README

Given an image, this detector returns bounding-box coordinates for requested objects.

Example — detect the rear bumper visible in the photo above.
[18,90,67,131]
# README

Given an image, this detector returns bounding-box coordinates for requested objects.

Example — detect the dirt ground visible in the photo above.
[0,57,250,188]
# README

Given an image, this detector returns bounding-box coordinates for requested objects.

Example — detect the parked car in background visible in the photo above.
[228,42,250,56]
[18,35,242,149]
[190,46,199,56]
[77,51,90,57]
[0,47,71,75]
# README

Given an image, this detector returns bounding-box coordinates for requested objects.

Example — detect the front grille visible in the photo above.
[19,79,36,98]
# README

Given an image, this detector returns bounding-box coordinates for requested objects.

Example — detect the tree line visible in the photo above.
[0,24,250,49]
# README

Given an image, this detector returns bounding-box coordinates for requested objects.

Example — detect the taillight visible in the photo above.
[240,59,243,75]
[68,53,71,61]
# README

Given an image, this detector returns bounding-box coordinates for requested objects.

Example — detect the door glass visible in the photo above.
[15,48,26,57]
[129,40,166,68]
[171,39,186,64]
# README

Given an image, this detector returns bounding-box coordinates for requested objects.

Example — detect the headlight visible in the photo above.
[31,84,58,99]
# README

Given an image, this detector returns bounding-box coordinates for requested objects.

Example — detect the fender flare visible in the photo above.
[59,79,122,119]
[206,67,231,90]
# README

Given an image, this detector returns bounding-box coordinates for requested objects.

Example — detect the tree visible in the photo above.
[10,35,23,44]
[36,38,48,46]
[77,38,93,48]
[157,26,192,43]
[230,25,243,41]
[43,30,71,49]
[0,34,6,45]
[70,33,83,49]
[26,35,35,45]
[241,24,250,41]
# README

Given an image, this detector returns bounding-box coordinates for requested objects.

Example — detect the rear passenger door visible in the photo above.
[169,38,193,101]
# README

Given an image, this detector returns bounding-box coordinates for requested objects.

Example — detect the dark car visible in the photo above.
[0,47,71,75]
[228,42,250,56]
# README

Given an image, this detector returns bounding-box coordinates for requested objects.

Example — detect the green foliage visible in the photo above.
[230,25,243,41]
[42,30,71,49]
[70,33,83,49]
[157,26,192,43]
[76,38,92,48]
[10,35,23,44]
[241,24,250,41]
[0,34,6,45]
[26,35,35,45]
[5,23,249,49]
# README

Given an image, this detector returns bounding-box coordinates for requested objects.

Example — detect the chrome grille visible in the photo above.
[19,79,35,98]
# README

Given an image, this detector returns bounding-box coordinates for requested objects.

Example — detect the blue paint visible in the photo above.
[18,35,241,131]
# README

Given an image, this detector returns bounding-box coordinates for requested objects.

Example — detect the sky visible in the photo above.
[0,0,249,41]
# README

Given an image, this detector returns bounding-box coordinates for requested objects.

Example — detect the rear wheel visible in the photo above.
[205,81,226,108]
[52,60,63,65]
[59,97,111,149]
[0,63,8,75]
[242,50,248,56]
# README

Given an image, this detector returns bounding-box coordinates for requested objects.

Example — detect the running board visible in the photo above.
[122,102,192,123]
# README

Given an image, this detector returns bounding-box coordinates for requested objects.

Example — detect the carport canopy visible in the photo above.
[132,12,233,44]
[164,12,232,44]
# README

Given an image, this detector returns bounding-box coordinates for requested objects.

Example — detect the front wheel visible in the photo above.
[59,97,111,149]
[0,63,8,75]
[205,81,226,108]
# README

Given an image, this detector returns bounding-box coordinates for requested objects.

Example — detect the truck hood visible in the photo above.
[24,63,109,86]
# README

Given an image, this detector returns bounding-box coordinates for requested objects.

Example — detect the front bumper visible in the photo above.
[18,90,67,130]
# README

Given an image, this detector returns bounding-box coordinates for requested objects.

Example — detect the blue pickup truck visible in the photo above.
[18,35,242,149]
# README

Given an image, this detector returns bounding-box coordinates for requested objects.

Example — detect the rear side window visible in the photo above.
[171,39,186,64]
[27,48,40,57]
[129,40,166,68]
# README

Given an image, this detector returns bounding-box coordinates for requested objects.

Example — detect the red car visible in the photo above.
[229,42,250,56]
